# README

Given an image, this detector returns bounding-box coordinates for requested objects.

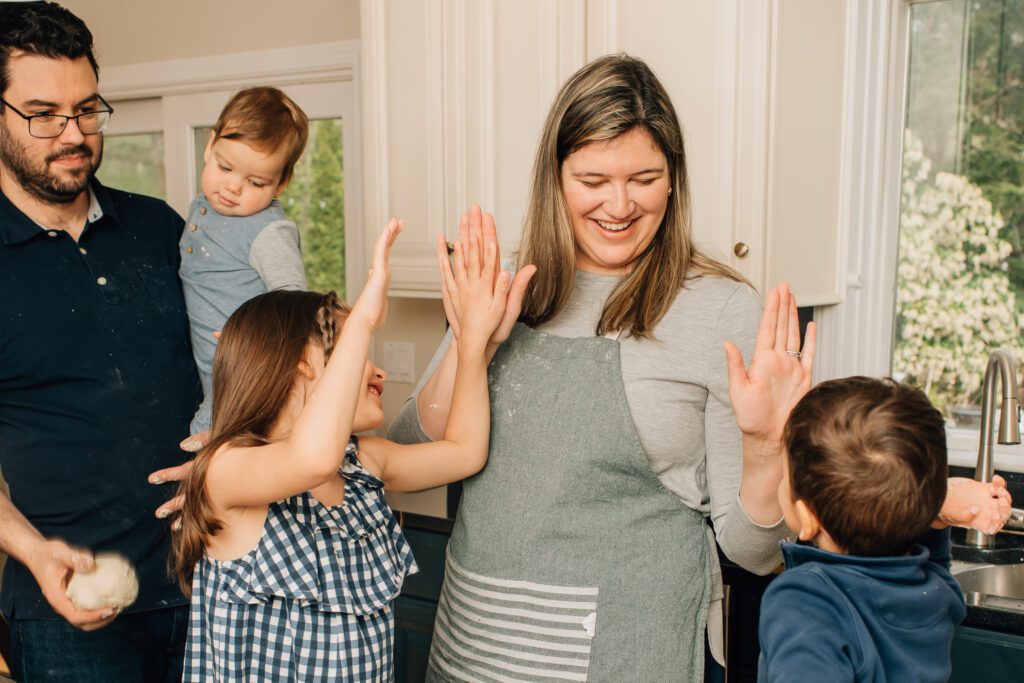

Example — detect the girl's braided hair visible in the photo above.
[315,291,348,360]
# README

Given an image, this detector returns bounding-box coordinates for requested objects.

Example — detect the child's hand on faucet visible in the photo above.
[935,475,1012,535]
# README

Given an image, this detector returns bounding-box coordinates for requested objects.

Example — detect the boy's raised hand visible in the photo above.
[725,282,816,445]
[350,218,403,332]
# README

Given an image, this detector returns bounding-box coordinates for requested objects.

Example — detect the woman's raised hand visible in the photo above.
[350,218,403,332]
[436,205,535,345]
[438,213,513,352]
[725,282,816,445]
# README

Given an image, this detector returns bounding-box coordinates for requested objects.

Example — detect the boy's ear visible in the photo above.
[203,130,216,163]
[794,500,821,542]
[274,175,291,197]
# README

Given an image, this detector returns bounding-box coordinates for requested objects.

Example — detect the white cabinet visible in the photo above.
[360,0,847,303]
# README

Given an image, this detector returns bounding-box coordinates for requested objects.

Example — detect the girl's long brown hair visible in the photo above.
[518,53,749,339]
[171,290,349,594]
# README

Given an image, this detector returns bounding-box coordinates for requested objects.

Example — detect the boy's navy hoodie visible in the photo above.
[758,528,965,682]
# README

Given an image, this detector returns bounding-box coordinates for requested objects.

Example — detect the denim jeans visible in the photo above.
[9,605,188,683]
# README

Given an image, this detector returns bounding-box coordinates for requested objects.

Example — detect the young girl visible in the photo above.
[173,220,530,681]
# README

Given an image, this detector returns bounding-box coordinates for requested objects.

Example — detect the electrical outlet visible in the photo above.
[382,341,415,384]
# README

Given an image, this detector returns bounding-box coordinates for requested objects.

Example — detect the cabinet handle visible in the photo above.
[733,242,750,258]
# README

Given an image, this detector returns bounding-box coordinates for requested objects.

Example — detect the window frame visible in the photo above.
[98,40,366,303]
[813,0,1024,472]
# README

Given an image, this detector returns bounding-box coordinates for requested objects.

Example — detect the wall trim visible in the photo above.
[814,0,910,381]
[100,40,360,99]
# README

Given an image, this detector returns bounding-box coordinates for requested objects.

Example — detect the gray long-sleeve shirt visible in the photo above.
[388,270,786,662]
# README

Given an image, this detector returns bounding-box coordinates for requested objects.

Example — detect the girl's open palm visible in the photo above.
[725,282,816,444]
[350,218,403,331]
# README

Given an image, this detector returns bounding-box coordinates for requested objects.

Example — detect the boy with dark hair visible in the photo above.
[758,377,966,682]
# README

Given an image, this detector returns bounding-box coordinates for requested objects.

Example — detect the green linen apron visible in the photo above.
[427,324,710,682]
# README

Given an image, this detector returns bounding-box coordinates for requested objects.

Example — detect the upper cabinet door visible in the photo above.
[360,0,845,302]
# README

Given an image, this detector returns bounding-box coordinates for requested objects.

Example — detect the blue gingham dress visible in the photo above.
[184,437,418,681]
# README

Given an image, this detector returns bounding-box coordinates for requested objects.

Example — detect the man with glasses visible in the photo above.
[0,3,199,680]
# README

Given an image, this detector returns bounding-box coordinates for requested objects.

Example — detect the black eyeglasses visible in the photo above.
[0,96,114,139]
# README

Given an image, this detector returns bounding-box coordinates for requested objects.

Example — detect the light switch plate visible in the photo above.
[382,341,415,384]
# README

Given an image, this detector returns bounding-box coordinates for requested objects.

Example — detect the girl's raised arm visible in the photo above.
[412,205,534,440]
[206,220,404,509]
[360,218,535,491]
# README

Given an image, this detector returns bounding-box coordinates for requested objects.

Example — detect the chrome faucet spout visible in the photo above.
[967,348,1020,548]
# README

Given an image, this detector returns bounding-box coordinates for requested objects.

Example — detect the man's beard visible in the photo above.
[0,122,103,204]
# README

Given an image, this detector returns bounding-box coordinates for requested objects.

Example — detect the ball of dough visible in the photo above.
[66,552,139,611]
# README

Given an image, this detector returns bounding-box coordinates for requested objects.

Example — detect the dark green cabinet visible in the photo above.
[395,523,449,680]
[951,625,1024,682]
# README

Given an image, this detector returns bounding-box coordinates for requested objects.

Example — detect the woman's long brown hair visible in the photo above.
[518,53,749,339]
[170,290,349,594]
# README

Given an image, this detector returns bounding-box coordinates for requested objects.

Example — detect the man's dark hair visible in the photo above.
[0,2,98,98]
[784,376,948,557]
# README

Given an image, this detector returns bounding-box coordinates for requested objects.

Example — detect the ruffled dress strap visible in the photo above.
[210,436,418,615]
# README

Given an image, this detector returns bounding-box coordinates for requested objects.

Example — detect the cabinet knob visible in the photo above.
[733,242,750,258]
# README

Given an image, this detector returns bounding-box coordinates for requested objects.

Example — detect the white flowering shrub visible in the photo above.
[893,132,1022,414]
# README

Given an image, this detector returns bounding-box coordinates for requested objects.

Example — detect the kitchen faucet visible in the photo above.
[965,348,1021,548]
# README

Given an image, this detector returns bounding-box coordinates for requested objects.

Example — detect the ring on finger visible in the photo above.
[786,350,802,359]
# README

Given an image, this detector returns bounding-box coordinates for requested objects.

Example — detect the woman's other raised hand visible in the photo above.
[350,218,404,332]
[725,282,816,446]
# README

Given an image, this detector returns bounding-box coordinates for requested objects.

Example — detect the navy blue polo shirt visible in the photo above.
[0,180,201,619]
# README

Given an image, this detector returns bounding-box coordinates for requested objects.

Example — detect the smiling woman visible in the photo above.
[560,127,670,276]
[389,53,814,682]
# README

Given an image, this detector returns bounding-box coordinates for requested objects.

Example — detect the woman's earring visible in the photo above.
[667,187,673,196]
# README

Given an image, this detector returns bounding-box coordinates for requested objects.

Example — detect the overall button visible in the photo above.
[97,276,108,286]
[199,207,207,215]
[185,246,193,254]
[189,224,197,232]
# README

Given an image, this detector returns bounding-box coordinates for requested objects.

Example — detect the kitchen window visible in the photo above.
[892,0,1023,430]
[97,42,363,300]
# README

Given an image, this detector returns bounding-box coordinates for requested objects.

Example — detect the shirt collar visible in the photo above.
[0,179,122,246]
[779,539,931,571]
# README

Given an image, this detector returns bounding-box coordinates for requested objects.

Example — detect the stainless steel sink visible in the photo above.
[954,562,1024,612]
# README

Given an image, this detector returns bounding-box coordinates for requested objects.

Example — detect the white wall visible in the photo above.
[50,1,855,517]
[61,0,360,66]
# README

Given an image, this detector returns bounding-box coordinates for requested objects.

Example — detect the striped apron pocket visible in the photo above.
[430,551,598,682]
